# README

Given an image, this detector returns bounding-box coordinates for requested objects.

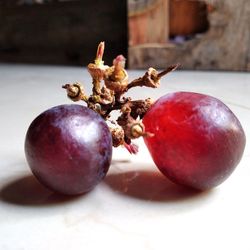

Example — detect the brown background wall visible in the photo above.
[128,0,250,71]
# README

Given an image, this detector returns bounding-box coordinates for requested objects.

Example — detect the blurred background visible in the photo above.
[0,0,249,71]
[0,0,128,66]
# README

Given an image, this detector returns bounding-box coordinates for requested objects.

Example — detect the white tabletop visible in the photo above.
[0,64,249,250]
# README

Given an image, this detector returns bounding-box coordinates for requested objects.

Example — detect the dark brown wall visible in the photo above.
[0,1,128,66]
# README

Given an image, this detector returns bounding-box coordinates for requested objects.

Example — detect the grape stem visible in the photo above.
[62,42,179,153]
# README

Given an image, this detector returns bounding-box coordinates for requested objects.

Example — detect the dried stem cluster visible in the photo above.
[63,42,178,153]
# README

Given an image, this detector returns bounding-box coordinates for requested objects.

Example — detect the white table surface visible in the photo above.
[0,64,249,250]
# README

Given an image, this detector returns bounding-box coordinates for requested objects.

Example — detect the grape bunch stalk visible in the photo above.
[63,42,179,154]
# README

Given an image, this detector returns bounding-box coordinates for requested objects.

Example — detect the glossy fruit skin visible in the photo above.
[25,104,112,195]
[143,92,246,190]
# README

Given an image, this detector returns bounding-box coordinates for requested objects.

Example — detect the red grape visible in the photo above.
[25,104,112,195]
[143,92,246,190]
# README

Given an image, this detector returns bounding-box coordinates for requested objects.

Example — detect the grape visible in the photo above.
[25,104,112,195]
[143,92,246,190]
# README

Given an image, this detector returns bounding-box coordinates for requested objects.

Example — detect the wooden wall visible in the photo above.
[1,0,249,71]
[128,0,250,71]
[128,0,169,46]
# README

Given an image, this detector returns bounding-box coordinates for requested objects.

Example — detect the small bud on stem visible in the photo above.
[95,41,105,65]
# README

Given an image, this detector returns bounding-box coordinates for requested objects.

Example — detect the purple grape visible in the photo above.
[25,104,112,195]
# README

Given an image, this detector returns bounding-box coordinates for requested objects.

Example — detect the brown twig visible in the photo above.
[63,42,178,153]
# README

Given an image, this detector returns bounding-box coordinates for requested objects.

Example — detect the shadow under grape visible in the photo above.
[0,174,82,206]
[0,162,215,206]
[104,169,213,202]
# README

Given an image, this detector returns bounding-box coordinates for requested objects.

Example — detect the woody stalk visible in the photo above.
[63,42,178,154]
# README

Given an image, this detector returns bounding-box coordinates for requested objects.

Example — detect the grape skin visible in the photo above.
[143,92,246,190]
[25,104,112,195]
